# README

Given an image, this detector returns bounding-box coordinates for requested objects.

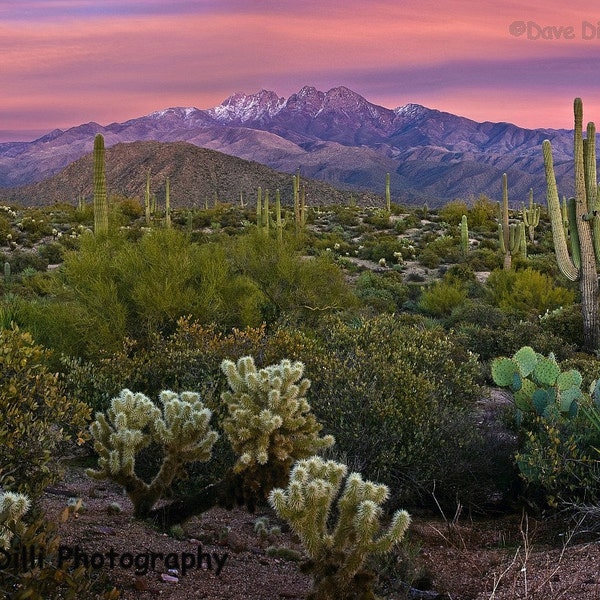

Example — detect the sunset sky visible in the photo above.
[2,0,600,141]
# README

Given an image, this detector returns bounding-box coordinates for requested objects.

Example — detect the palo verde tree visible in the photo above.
[543,98,600,352]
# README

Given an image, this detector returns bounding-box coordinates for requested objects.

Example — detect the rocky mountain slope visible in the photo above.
[0,86,575,206]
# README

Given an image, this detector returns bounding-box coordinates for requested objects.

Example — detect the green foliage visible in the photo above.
[87,388,219,517]
[269,457,411,600]
[228,230,357,324]
[24,229,266,359]
[418,280,467,318]
[304,314,493,509]
[0,328,91,501]
[486,268,575,318]
[438,200,469,225]
[355,270,408,313]
[539,304,584,348]
[0,498,117,599]
[468,194,498,229]
[491,345,600,505]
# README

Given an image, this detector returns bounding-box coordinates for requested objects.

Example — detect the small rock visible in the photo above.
[160,573,179,583]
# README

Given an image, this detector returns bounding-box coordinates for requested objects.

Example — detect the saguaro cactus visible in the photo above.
[269,457,411,600]
[385,172,391,212]
[522,188,541,243]
[543,98,600,351]
[93,134,109,235]
[145,168,151,224]
[460,214,469,257]
[294,170,307,232]
[165,177,171,229]
[498,173,522,270]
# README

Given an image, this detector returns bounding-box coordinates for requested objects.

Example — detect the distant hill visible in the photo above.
[1,141,376,208]
[0,85,577,206]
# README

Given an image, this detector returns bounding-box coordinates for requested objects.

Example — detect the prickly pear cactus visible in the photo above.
[491,346,582,416]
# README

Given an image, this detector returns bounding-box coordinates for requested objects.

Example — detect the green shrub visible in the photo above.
[36,242,64,264]
[486,268,576,318]
[355,270,408,313]
[439,200,469,225]
[303,315,496,510]
[0,328,91,501]
[418,281,467,318]
[539,304,584,349]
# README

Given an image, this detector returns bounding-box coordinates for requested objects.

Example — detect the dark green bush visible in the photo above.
[355,270,408,313]
[0,328,90,502]
[301,315,498,510]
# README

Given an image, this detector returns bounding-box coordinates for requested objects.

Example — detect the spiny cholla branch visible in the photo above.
[269,456,411,599]
[87,389,218,517]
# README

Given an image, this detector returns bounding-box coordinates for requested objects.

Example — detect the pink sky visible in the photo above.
[2,0,600,141]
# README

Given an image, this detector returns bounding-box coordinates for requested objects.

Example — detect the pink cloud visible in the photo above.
[2,0,600,139]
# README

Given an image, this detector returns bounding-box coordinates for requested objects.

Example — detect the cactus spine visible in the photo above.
[498,172,522,270]
[93,134,109,235]
[522,188,541,242]
[542,98,600,351]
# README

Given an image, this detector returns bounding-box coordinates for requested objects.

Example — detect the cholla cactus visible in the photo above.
[0,491,31,549]
[220,357,334,503]
[269,457,411,600]
[87,389,218,517]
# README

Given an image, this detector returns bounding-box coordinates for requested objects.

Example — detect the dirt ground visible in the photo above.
[35,462,600,600]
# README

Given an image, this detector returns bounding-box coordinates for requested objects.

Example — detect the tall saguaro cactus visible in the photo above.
[498,172,522,270]
[93,134,109,235]
[522,188,541,242]
[543,98,600,351]
[165,176,171,229]
[385,172,391,212]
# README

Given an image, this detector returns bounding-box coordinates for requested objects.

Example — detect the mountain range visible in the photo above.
[0,85,578,207]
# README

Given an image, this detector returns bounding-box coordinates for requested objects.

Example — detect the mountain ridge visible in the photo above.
[0,85,577,206]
